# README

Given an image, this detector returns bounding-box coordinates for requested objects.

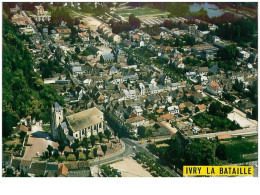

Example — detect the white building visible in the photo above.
[168,106,179,115]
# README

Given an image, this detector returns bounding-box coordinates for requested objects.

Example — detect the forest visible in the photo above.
[2,20,64,137]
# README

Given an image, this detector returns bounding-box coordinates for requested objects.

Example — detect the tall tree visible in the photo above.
[47,145,53,159]
[104,130,111,143]
[90,135,96,147]
[101,145,107,156]
[58,143,65,155]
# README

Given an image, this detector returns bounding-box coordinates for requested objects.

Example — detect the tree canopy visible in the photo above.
[2,20,64,137]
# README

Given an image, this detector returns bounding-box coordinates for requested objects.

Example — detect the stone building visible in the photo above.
[50,102,104,145]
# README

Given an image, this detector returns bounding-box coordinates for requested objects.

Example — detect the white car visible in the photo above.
[36,152,40,156]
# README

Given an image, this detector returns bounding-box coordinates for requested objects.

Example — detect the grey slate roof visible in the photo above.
[102,53,114,61]
[46,163,58,171]
[54,102,63,112]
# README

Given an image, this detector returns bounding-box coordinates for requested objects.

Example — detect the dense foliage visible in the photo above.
[2,20,64,137]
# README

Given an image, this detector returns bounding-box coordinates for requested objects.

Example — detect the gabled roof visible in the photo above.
[29,162,47,176]
[126,116,146,124]
[66,107,103,132]
[54,102,63,112]
[20,160,32,168]
[58,163,68,177]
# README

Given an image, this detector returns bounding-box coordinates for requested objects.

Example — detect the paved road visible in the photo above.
[122,138,180,177]
[89,138,134,166]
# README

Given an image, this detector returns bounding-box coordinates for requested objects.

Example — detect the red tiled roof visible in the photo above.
[58,163,68,177]
[126,116,146,124]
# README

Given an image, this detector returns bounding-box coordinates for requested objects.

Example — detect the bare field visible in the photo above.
[110,157,152,177]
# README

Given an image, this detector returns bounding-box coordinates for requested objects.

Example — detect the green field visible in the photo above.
[114,7,170,18]
[219,136,258,163]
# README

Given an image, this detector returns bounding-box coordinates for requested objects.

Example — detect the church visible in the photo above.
[50,102,104,145]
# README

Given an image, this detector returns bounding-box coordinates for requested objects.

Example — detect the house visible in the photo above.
[123,89,137,100]
[192,44,218,56]
[217,134,231,140]
[14,124,28,134]
[206,81,223,97]
[158,113,174,122]
[51,102,104,144]
[139,83,146,95]
[11,158,21,171]
[72,66,83,75]
[29,162,47,177]
[188,24,198,33]
[168,105,179,115]
[58,163,68,177]
[126,116,149,128]
[56,26,71,38]
[109,66,118,75]
[20,160,32,173]
[2,153,12,168]
[45,163,59,177]
[239,51,250,59]
[198,67,209,75]
[198,104,207,112]
[133,106,143,116]
[192,85,203,93]
[100,53,115,64]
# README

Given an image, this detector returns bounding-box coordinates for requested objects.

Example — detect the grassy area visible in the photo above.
[218,137,258,163]
[114,7,169,18]
[42,125,50,133]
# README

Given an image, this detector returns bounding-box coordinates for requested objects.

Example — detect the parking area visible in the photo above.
[23,123,58,160]
[228,111,256,128]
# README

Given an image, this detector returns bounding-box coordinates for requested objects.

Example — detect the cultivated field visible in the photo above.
[113,7,170,19]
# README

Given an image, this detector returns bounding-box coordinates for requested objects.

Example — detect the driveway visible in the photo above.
[23,123,58,160]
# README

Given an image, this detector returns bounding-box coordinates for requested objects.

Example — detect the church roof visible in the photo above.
[54,102,63,112]
[66,107,103,132]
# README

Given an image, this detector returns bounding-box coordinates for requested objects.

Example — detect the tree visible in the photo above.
[81,137,89,148]
[19,131,27,142]
[185,139,216,165]
[71,142,78,153]
[216,144,227,160]
[95,36,99,42]
[104,129,111,143]
[84,149,90,160]
[47,145,53,159]
[217,45,238,61]
[90,135,96,147]
[5,168,15,177]
[195,106,200,113]
[137,126,146,138]
[128,14,140,29]
[64,151,69,161]
[98,132,104,143]
[93,147,98,157]
[252,106,258,120]
[58,143,65,155]
[75,47,80,54]
[74,150,80,161]
[53,150,59,160]
[20,169,29,177]
[101,145,107,156]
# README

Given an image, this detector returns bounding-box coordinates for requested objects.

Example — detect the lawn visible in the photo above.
[114,7,169,18]
[224,138,258,163]
[42,125,50,133]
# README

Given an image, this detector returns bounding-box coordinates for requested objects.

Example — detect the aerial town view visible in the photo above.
[2,2,258,177]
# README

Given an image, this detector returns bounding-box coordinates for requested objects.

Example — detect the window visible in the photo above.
[76,134,78,138]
